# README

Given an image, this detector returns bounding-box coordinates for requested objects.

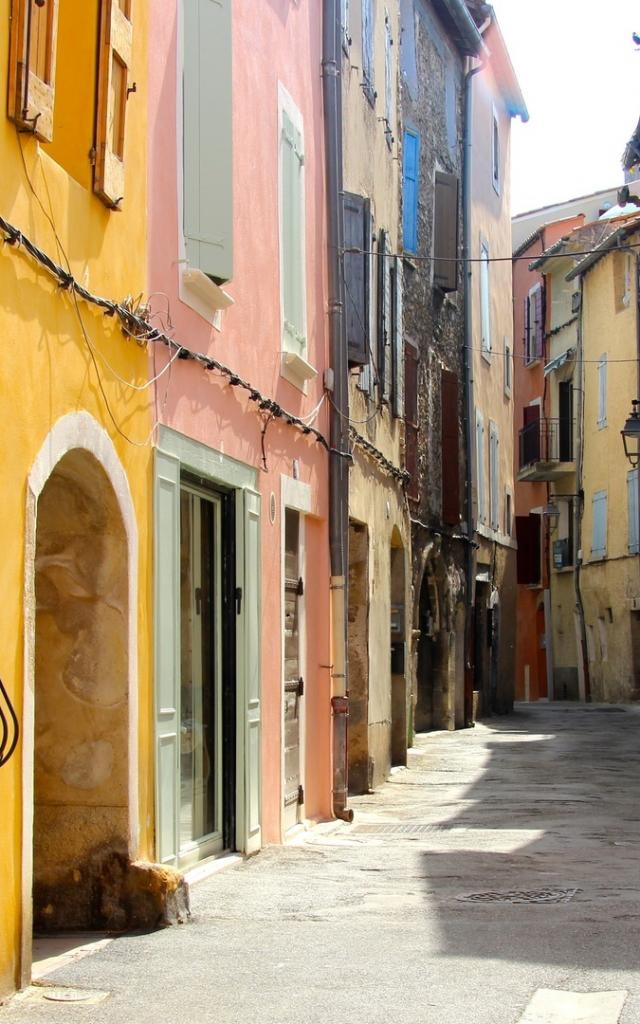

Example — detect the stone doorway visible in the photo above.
[347,521,369,794]
[415,570,444,732]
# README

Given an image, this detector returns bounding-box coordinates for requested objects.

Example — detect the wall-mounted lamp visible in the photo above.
[621,400,640,466]
[542,501,560,527]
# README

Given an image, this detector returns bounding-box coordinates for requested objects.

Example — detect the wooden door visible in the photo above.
[283,510,303,831]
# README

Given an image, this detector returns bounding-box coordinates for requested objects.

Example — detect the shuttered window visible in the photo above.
[489,421,499,531]
[516,514,541,585]
[362,0,374,103]
[441,369,459,524]
[391,258,404,417]
[8,0,59,142]
[628,470,639,554]
[94,0,133,208]
[491,107,500,194]
[280,105,306,357]
[597,354,607,428]
[475,410,486,523]
[384,11,392,137]
[343,193,370,367]
[183,0,233,283]
[402,130,419,254]
[378,229,392,402]
[433,172,458,292]
[525,284,544,363]
[404,339,419,500]
[341,0,350,48]
[591,490,607,559]
[480,242,491,353]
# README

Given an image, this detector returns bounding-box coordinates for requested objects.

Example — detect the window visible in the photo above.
[491,107,500,194]
[628,469,639,554]
[516,513,541,585]
[475,409,486,522]
[279,90,307,367]
[591,490,607,559]
[505,491,512,536]
[184,0,232,282]
[614,251,632,311]
[343,193,370,366]
[404,339,419,500]
[504,339,512,396]
[390,259,404,418]
[8,0,59,142]
[94,0,133,208]
[597,354,607,428]
[377,228,392,402]
[362,0,374,104]
[441,369,460,524]
[525,283,544,363]
[480,243,491,355]
[341,0,350,49]
[489,421,499,531]
[402,131,419,254]
[434,172,459,292]
[384,11,393,145]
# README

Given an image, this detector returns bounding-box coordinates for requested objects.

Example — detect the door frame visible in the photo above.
[21,412,139,988]
[280,475,311,839]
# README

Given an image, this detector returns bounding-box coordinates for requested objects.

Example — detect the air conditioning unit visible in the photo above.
[553,538,572,569]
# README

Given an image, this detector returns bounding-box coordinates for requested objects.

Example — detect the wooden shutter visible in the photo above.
[597,356,607,427]
[524,296,531,362]
[533,285,544,359]
[184,0,233,283]
[441,369,460,524]
[238,487,262,854]
[343,193,370,366]
[516,514,541,585]
[154,450,181,865]
[475,412,485,522]
[402,131,419,253]
[628,471,639,554]
[362,0,374,97]
[404,339,419,500]
[592,490,607,558]
[281,109,306,355]
[94,0,133,208]
[489,422,499,530]
[378,229,391,402]
[558,381,573,461]
[480,245,491,351]
[8,0,59,142]
[392,259,404,417]
[433,172,458,292]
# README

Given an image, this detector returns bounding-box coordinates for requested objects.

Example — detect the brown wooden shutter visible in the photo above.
[516,513,541,585]
[94,0,133,208]
[378,228,391,401]
[523,296,530,359]
[8,0,59,142]
[343,193,370,366]
[441,368,460,524]
[433,172,458,292]
[533,285,544,359]
[404,339,419,500]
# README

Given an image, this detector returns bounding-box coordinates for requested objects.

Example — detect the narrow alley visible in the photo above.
[3,703,639,1024]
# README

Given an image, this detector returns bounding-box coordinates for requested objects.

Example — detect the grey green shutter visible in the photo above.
[628,470,639,553]
[362,0,374,100]
[391,258,404,418]
[183,0,233,284]
[480,244,491,351]
[154,451,181,865]
[281,110,306,355]
[597,355,607,427]
[489,423,499,530]
[343,193,370,366]
[592,490,607,558]
[433,172,458,292]
[378,229,391,402]
[238,487,262,854]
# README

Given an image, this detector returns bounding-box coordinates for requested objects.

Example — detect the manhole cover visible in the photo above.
[351,823,443,835]
[43,989,96,1003]
[459,887,581,904]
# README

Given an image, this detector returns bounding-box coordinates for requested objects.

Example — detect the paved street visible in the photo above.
[3,703,640,1023]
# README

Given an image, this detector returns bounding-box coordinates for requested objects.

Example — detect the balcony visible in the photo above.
[518,417,575,482]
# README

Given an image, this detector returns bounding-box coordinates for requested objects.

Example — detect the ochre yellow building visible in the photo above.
[0,0,153,994]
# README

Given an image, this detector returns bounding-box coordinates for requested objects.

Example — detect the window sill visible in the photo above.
[524,357,542,369]
[180,267,234,326]
[481,348,492,364]
[281,350,318,393]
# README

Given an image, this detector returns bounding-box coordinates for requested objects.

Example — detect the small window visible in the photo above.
[591,490,607,559]
[597,354,607,429]
[598,617,608,663]
[279,93,307,361]
[525,284,544,364]
[504,339,512,396]
[491,107,500,194]
[480,243,491,356]
[505,492,512,536]
[362,0,375,105]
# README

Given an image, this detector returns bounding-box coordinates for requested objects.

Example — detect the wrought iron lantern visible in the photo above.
[621,400,640,466]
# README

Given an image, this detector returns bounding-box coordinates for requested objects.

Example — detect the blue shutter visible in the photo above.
[592,490,607,559]
[183,0,233,284]
[402,131,419,254]
[628,471,639,554]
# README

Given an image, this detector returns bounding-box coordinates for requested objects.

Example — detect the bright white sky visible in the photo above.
[491,0,639,216]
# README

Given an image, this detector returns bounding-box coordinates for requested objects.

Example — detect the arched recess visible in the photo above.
[389,527,407,767]
[21,413,138,985]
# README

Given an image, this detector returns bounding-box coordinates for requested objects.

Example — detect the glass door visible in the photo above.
[179,486,224,864]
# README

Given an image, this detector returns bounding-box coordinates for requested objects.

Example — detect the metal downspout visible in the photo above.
[573,275,591,702]
[322,0,353,822]
[462,57,483,725]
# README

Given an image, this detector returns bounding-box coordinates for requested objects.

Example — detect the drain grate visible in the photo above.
[351,822,444,835]
[459,887,581,904]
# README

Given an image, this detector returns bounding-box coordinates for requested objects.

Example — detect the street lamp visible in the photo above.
[542,501,560,528]
[621,400,640,466]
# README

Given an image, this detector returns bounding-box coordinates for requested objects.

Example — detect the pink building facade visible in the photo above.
[147,0,332,864]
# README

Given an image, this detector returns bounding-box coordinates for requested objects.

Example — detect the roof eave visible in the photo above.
[432,0,484,56]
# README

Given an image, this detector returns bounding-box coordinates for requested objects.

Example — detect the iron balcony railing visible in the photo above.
[519,417,574,471]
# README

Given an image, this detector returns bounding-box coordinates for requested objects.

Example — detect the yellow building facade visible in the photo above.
[0,0,154,994]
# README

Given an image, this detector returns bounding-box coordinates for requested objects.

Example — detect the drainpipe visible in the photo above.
[461,56,484,724]
[573,274,591,702]
[322,0,353,822]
